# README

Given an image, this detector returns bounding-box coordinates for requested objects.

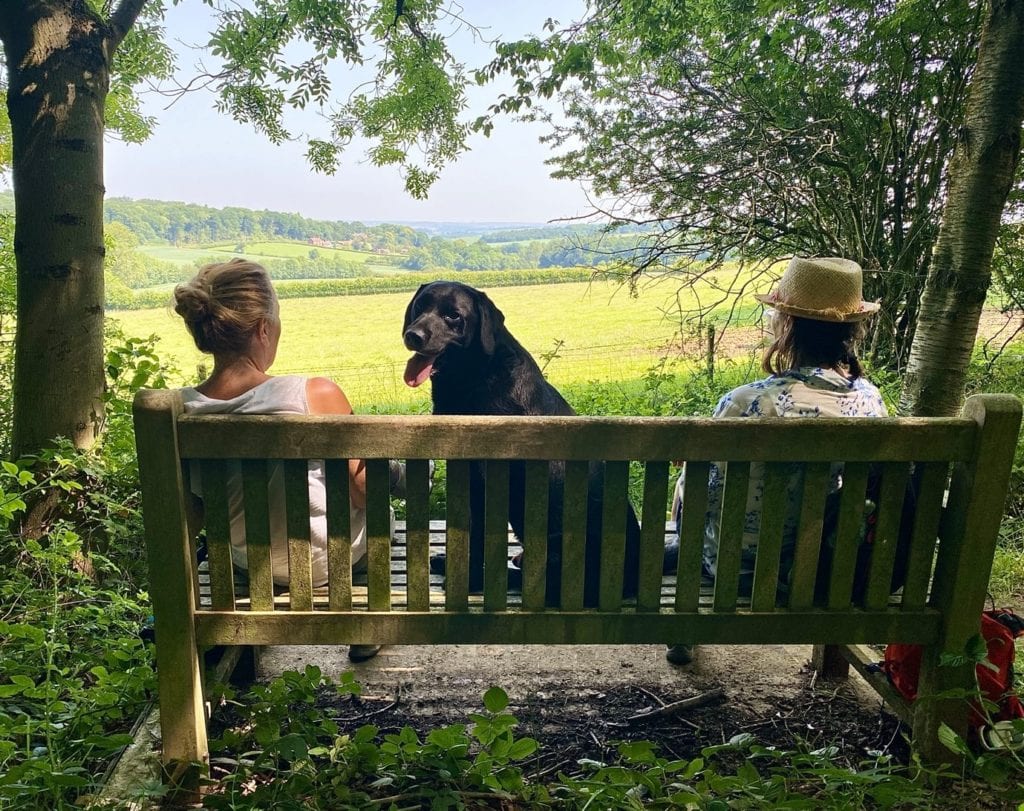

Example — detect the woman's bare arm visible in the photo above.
[306,376,367,509]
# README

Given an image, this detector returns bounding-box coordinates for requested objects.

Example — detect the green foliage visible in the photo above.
[401,232,652,272]
[204,0,468,196]
[202,673,950,809]
[205,676,540,809]
[0,524,154,810]
[477,0,984,368]
[101,195,426,250]
[0,329,169,809]
[103,4,176,143]
[112,267,594,310]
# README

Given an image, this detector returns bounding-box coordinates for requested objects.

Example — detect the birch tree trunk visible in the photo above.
[899,0,1024,416]
[0,1,143,456]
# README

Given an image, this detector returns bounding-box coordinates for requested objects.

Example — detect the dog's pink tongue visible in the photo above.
[404,354,434,387]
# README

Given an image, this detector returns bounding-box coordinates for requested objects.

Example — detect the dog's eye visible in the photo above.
[443,313,463,327]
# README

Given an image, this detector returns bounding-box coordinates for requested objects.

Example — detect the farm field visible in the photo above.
[136,241,407,273]
[112,279,764,411]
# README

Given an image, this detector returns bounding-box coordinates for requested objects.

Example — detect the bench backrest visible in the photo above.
[134,391,1020,651]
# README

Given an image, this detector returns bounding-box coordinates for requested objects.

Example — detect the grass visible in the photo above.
[136,241,405,269]
[110,279,760,412]
[136,245,225,265]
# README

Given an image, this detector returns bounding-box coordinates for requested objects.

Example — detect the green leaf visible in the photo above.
[507,737,539,759]
[618,739,658,763]
[273,733,310,762]
[483,686,508,713]
[937,723,971,756]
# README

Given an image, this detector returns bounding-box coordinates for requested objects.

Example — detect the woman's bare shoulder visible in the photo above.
[305,376,354,415]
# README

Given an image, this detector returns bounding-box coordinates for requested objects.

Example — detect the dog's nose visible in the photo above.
[404,328,426,351]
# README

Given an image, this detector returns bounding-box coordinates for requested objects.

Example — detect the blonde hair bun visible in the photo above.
[173,259,275,354]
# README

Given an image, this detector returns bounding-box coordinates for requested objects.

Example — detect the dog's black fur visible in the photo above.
[402,280,642,605]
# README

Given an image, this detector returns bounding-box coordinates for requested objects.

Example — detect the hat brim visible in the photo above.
[753,293,880,323]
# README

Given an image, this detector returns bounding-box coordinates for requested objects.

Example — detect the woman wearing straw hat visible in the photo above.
[664,257,887,665]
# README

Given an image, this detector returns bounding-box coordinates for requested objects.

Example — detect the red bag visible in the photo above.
[882,610,1024,728]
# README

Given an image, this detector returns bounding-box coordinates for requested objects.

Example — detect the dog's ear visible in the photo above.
[476,290,506,355]
[403,284,427,333]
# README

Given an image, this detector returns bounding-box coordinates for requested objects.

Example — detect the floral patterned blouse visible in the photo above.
[671,367,888,583]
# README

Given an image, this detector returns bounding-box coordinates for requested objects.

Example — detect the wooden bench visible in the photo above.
[133,389,1021,779]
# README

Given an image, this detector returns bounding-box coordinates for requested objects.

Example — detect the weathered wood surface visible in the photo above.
[178,414,978,462]
[198,522,918,615]
[134,390,1023,775]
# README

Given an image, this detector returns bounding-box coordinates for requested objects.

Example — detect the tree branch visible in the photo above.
[107,0,149,49]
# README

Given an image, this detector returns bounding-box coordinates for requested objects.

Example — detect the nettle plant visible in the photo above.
[201,669,956,811]
[205,671,541,809]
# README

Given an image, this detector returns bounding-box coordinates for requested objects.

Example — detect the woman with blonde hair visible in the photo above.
[665,257,886,664]
[173,258,391,662]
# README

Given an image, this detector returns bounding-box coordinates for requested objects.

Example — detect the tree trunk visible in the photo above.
[0,2,113,456]
[899,0,1024,417]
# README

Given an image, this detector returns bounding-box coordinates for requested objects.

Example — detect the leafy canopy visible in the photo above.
[2,0,470,197]
[476,0,983,365]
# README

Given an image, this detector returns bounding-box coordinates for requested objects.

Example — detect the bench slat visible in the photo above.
[405,460,431,612]
[714,462,749,612]
[751,462,788,612]
[675,461,709,613]
[484,460,510,611]
[445,460,471,611]
[196,609,944,648]
[788,462,831,610]
[325,460,352,611]
[521,460,550,611]
[199,573,915,611]
[365,459,392,612]
[240,460,275,611]
[284,460,314,611]
[178,415,978,462]
[599,461,629,612]
[560,460,590,611]
[864,463,912,611]
[200,460,235,611]
[901,462,948,611]
[827,462,870,609]
[638,461,670,612]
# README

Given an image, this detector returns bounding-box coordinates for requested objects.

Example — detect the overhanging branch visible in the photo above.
[107,0,149,49]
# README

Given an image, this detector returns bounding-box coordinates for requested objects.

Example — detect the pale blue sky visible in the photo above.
[103,1,591,224]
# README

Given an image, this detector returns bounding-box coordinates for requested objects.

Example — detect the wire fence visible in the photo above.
[269,339,698,409]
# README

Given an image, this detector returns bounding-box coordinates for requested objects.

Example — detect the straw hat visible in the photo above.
[754,257,880,323]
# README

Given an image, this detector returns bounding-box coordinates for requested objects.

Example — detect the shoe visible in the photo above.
[348,644,383,662]
[665,644,694,665]
[429,553,447,575]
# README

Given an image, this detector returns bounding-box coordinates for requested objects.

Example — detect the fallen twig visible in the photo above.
[626,687,726,723]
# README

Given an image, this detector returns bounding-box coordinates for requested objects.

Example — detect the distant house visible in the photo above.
[308,236,334,248]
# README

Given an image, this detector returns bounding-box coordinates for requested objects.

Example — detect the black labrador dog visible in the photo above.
[402,280,642,606]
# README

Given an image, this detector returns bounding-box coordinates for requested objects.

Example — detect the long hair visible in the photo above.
[762,312,868,379]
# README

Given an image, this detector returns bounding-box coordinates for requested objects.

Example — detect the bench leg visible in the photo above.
[811,644,850,679]
[154,637,208,799]
[911,644,970,767]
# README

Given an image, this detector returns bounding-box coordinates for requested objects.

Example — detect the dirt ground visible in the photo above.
[259,643,908,769]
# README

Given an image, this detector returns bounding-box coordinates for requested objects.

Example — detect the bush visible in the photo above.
[0,330,168,809]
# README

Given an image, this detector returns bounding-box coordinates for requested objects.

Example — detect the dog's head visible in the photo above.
[401,281,506,387]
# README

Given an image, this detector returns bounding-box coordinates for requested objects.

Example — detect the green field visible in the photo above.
[111,280,761,411]
[137,241,407,272]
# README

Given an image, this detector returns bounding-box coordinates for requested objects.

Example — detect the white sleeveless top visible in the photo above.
[181,375,369,587]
